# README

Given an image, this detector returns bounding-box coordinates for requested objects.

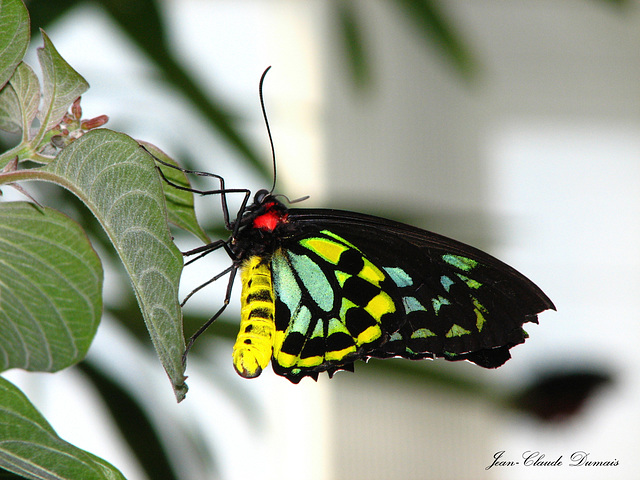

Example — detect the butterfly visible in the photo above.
[153,70,555,384]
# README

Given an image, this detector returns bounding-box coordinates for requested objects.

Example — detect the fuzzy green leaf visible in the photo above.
[0,376,126,480]
[0,62,40,135]
[41,129,187,400]
[0,75,19,133]
[0,202,102,372]
[35,31,88,138]
[0,0,30,90]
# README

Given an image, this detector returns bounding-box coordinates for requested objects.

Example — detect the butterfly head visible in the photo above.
[244,189,288,233]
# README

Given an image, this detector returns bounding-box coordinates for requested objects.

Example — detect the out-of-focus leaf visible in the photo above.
[594,0,630,6]
[0,376,126,480]
[0,202,102,373]
[97,0,269,179]
[386,0,478,80]
[509,370,613,422]
[78,361,182,480]
[27,0,80,38]
[335,0,372,90]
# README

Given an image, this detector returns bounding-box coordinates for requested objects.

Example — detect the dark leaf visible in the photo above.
[77,361,183,480]
[510,369,613,422]
[335,0,372,90]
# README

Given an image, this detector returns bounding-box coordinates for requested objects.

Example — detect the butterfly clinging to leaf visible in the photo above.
[152,68,555,384]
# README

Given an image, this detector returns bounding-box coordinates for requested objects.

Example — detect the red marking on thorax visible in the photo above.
[253,203,287,231]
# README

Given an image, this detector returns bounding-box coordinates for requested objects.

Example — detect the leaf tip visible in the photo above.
[174,378,189,403]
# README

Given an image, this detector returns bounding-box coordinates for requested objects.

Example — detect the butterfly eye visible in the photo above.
[254,189,270,204]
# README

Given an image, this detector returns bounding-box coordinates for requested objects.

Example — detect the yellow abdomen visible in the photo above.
[232,256,275,378]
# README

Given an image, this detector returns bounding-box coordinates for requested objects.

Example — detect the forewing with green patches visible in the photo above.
[279,209,555,372]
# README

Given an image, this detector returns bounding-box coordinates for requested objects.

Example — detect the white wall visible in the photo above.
[324,1,640,479]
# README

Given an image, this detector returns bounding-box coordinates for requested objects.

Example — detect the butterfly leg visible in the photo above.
[182,238,235,266]
[140,143,251,230]
[181,264,234,307]
[180,238,238,306]
[183,266,239,365]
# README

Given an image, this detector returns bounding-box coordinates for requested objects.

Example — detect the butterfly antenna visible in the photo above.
[275,193,310,205]
[259,66,277,194]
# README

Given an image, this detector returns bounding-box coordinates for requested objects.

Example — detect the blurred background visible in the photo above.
[4,0,639,478]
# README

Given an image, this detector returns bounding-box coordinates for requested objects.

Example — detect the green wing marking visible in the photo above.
[271,231,400,382]
[370,248,529,368]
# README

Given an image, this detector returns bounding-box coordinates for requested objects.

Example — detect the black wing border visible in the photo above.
[285,208,556,313]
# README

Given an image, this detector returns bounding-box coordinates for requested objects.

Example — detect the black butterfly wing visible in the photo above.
[276,208,554,376]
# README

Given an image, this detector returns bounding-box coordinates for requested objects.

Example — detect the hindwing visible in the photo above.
[271,230,404,383]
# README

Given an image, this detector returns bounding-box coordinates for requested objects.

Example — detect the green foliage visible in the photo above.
[41,130,186,396]
[0,202,102,372]
[0,4,186,396]
[0,0,187,477]
[0,0,29,90]
[0,376,125,480]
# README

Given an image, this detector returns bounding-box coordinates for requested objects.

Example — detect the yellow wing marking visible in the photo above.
[300,237,347,265]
